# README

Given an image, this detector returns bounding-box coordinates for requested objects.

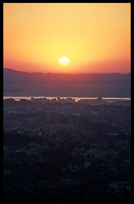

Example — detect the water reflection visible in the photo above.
[3,96,131,102]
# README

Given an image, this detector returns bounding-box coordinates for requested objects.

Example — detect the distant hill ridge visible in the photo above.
[3,68,131,97]
[3,68,131,85]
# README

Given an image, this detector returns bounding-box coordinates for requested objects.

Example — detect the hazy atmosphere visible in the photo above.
[4,3,130,73]
[3,3,131,202]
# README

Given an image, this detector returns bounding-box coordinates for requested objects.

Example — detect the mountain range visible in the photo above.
[3,68,131,97]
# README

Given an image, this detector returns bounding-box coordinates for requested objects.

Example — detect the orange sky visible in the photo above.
[3,3,131,73]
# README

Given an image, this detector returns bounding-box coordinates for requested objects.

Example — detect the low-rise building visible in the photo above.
[107,181,130,192]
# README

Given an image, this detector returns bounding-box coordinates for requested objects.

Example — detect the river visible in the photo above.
[3,96,131,102]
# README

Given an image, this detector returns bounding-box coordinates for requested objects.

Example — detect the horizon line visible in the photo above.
[3,67,130,75]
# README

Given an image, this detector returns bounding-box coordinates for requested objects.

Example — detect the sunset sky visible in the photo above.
[3,3,131,73]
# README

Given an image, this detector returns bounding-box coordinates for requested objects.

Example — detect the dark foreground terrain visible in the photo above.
[3,98,131,201]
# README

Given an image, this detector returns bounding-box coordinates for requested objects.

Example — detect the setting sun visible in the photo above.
[3,3,130,73]
[59,57,70,66]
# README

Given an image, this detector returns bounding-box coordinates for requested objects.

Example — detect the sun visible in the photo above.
[59,57,70,66]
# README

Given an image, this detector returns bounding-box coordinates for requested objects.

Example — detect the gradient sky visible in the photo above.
[3,3,131,73]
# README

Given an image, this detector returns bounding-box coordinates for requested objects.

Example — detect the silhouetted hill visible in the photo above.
[4,68,130,84]
[3,68,131,97]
